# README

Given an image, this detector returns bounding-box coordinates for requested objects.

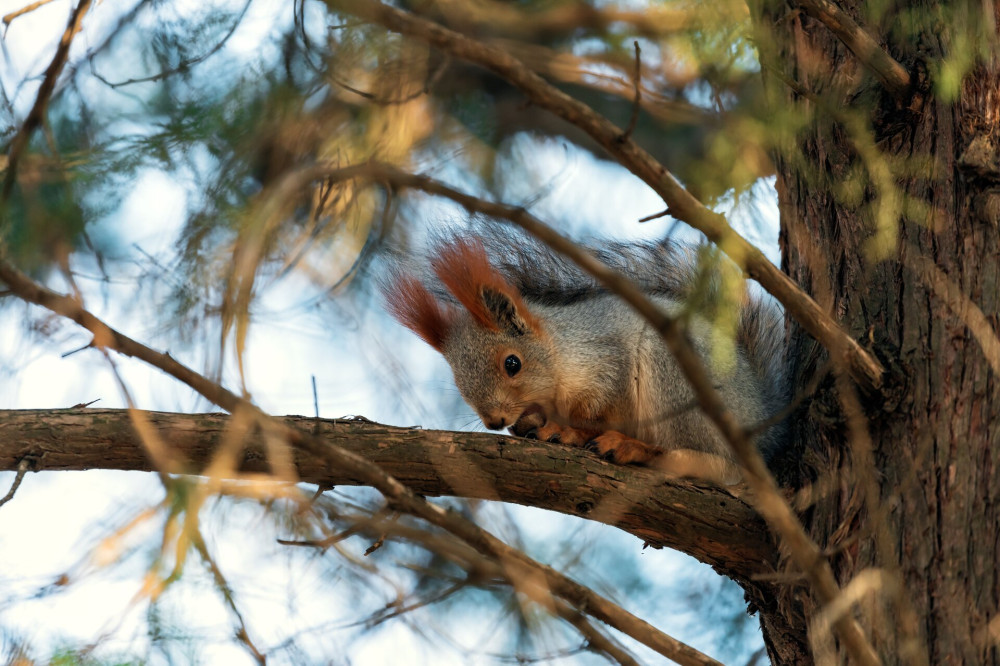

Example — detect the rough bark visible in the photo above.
[0,407,813,655]
[0,408,775,579]
[762,2,1000,664]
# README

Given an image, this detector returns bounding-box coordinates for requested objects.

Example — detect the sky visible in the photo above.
[0,1,781,663]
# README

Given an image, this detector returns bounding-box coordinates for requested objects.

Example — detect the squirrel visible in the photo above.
[384,232,788,485]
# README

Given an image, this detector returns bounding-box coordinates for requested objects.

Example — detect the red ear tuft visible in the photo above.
[383,274,452,351]
[432,238,538,333]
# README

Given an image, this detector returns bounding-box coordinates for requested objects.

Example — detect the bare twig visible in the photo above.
[290,160,881,666]
[326,0,885,394]
[621,41,642,141]
[638,209,671,223]
[0,457,31,508]
[311,375,320,418]
[0,258,723,666]
[68,398,100,408]
[796,0,912,100]
[291,510,640,665]
[2,0,57,27]
[2,0,92,201]
[192,535,267,665]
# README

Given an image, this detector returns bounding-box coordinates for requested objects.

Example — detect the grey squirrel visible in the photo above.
[384,233,788,484]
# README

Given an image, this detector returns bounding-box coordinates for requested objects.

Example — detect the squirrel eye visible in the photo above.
[504,354,521,377]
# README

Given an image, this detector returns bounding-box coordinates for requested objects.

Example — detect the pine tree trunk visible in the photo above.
[759,2,1000,663]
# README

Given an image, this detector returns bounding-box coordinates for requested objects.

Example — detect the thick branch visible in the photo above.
[327,0,886,393]
[0,408,774,580]
[797,0,912,100]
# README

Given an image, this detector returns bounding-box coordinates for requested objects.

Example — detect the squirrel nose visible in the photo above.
[484,415,506,430]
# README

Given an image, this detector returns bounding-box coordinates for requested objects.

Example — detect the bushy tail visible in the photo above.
[737,294,789,459]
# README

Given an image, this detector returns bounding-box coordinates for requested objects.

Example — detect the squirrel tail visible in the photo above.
[737,293,789,460]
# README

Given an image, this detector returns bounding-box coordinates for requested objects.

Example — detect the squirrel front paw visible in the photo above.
[535,422,593,446]
[510,406,596,445]
[584,432,661,465]
[512,418,593,446]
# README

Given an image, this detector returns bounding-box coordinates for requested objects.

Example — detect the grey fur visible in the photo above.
[405,228,789,471]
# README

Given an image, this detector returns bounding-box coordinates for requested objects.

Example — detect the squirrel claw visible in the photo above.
[546,433,561,444]
[585,432,660,465]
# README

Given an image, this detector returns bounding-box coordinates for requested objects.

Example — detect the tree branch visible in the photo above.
[0,409,774,577]
[2,0,58,27]
[796,0,912,101]
[326,0,886,394]
[0,258,723,666]
[0,455,31,507]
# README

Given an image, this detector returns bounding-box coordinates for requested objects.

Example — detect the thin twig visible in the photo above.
[311,375,320,418]
[638,209,670,223]
[0,457,31,508]
[2,0,93,202]
[0,256,723,666]
[3,0,57,27]
[621,41,642,142]
[192,534,267,665]
[68,398,100,408]
[327,0,885,394]
[796,0,912,100]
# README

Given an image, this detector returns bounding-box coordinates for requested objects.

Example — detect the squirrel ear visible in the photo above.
[383,274,452,351]
[481,287,532,337]
[433,238,540,336]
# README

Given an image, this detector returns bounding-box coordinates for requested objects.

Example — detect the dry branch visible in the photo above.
[0,409,774,579]
[2,0,58,26]
[326,0,886,395]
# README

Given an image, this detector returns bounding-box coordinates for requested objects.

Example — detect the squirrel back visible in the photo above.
[384,232,788,476]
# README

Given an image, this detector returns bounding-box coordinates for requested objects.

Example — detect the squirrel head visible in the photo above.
[385,238,557,431]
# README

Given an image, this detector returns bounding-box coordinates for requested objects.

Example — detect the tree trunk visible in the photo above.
[762,2,1000,663]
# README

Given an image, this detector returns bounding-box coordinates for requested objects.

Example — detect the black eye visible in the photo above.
[504,354,521,377]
